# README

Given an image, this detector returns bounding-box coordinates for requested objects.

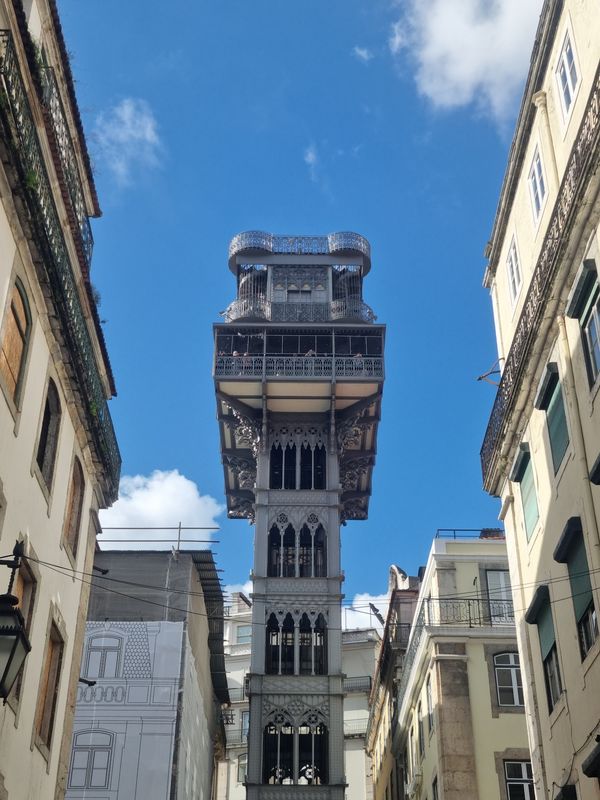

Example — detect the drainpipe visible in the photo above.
[533,91,560,190]
[557,315,600,568]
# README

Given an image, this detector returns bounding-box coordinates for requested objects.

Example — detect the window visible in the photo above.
[506,238,522,305]
[528,148,546,220]
[583,289,600,382]
[237,754,247,784]
[432,777,439,800]
[64,457,85,556]
[241,710,250,739]
[10,559,37,702]
[525,586,562,711]
[417,703,424,757]
[554,518,598,660]
[511,445,539,541]
[486,570,514,624]
[534,364,569,473]
[494,653,524,706]
[0,279,31,404]
[69,731,113,789]
[36,380,62,488]
[556,31,579,116]
[36,622,64,749]
[426,676,434,733]
[505,761,534,800]
[237,624,252,644]
[85,635,122,679]
[565,259,600,385]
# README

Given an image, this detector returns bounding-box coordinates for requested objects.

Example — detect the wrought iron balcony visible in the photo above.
[39,65,93,267]
[342,675,372,693]
[481,62,600,492]
[396,597,514,710]
[222,298,376,324]
[343,718,368,736]
[228,230,371,271]
[0,30,120,499]
[214,355,384,380]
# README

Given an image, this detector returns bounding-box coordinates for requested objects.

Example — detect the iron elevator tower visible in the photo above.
[213,231,385,800]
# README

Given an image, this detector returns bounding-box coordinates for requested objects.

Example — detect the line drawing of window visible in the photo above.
[85,634,123,679]
[69,730,113,789]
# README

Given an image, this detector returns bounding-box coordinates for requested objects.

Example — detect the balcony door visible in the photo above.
[486,570,513,624]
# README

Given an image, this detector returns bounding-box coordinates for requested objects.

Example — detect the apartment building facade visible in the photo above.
[481,1,600,797]
[0,1,119,798]
[217,593,381,800]
[395,533,530,800]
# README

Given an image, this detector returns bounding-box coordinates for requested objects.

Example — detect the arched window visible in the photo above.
[263,722,294,784]
[266,613,280,674]
[299,614,312,675]
[298,723,328,785]
[270,445,283,489]
[494,652,523,706]
[267,525,281,577]
[314,525,327,577]
[64,457,85,555]
[314,614,327,675]
[0,279,31,404]
[36,379,61,488]
[69,730,113,789]
[282,525,296,577]
[300,445,313,490]
[281,614,294,675]
[313,445,326,490]
[298,526,312,577]
[283,444,296,490]
[86,634,123,679]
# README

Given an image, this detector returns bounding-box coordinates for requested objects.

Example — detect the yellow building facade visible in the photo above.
[482,0,600,797]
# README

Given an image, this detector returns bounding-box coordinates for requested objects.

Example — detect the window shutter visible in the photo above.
[536,601,555,660]
[568,536,593,621]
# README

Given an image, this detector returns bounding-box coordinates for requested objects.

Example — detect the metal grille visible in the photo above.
[214,355,384,379]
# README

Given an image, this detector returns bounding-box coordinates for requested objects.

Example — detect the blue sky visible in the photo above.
[60,0,542,610]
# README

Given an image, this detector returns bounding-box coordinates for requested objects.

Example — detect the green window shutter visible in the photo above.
[520,458,539,540]
[537,601,556,660]
[568,536,593,621]
[547,384,569,472]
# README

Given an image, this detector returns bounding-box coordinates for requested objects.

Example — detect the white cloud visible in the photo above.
[389,0,541,123]
[94,98,162,186]
[343,591,389,631]
[303,143,319,183]
[98,469,224,550]
[353,46,374,63]
[223,580,252,602]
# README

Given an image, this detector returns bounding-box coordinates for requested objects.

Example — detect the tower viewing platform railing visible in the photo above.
[214,354,384,380]
[222,298,376,324]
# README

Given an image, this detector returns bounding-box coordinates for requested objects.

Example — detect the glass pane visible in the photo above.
[547,385,569,471]
[104,650,118,678]
[87,650,102,679]
[70,767,87,788]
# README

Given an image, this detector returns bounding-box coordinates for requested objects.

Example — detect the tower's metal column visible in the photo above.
[213,231,385,800]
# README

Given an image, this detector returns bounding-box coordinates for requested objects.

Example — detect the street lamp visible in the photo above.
[0,541,31,702]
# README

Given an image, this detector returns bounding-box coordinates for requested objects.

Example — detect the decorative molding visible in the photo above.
[270,423,327,451]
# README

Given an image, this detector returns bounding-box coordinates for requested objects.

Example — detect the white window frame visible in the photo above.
[505,761,534,800]
[528,147,547,222]
[494,652,524,706]
[506,237,522,307]
[236,624,252,644]
[555,29,580,121]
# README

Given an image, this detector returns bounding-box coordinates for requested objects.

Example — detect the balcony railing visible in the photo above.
[344,718,368,736]
[228,687,247,702]
[0,31,121,499]
[481,62,600,491]
[226,727,249,744]
[397,598,514,710]
[343,675,372,693]
[222,298,376,324]
[40,65,93,267]
[229,230,371,263]
[214,355,384,380]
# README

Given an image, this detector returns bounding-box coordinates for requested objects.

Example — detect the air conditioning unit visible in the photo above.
[405,772,422,798]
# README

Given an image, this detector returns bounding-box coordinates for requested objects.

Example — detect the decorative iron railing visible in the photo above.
[229,230,371,263]
[0,31,120,499]
[39,65,93,267]
[343,675,372,693]
[222,298,376,324]
[227,686,246,702]
[226,726,249,744]
[481,63,600,491]
[214,355,384,380]
[396,598,514,710]
[344,718,368,736]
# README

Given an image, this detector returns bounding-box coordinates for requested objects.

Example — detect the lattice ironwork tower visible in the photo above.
[213,231,385,800]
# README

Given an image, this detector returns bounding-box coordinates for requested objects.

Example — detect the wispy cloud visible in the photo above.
[98,469,224,550]
[303,142,319,183]
[353,46,374,63]
[389,0,541,124]
[94,98,162,186]
[343,591,389,631]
